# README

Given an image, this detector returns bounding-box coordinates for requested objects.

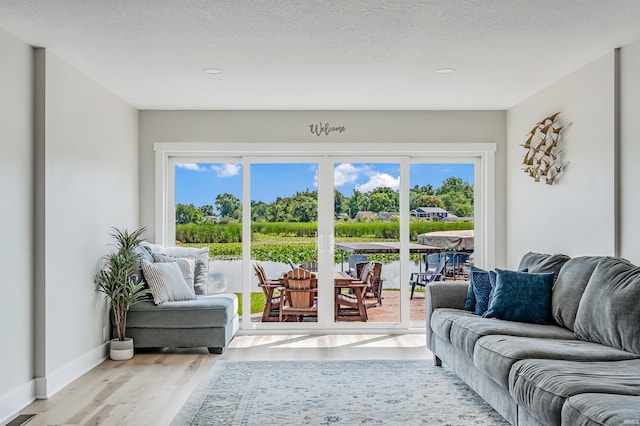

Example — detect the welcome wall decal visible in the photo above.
[308,122,346,136]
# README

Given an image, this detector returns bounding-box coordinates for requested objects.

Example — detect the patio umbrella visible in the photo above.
[417,230,474,251]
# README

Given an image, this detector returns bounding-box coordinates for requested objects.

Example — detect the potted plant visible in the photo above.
[96,227,150,360]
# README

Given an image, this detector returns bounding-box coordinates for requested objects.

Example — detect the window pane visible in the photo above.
[251,163,318,323]
[334,162,400,323]
[174,161,243,304]
[409,163,475,324]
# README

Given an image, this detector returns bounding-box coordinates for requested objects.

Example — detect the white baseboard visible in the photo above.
[0,380,36,426]
[35,342,108,399]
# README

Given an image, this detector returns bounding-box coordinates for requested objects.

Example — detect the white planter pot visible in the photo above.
[110,338,134,361]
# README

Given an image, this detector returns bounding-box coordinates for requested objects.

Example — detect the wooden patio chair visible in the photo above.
[279,267,317,321]
[348,254,368,277]
[253,262,283,322]
[336,263,374,321]
[299,260,318,272]
[356,260,383,306]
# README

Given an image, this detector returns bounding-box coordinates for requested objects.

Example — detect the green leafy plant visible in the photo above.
[96,227,150,341]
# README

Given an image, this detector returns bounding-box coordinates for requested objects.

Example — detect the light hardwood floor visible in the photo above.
[19,333,430,426]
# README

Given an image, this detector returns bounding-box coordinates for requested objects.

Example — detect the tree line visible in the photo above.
[176,177,473,224]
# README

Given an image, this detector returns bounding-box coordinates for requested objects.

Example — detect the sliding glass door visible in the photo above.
[249,162,319,324]
[407,161,476,326]
[332,161,402,325]
[159,143,492,333]
[172,159,243,298]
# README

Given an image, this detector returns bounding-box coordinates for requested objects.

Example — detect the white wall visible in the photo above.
[620,39,640,265]
[138,110,507,266]
[1,37,139,421]
[0,29,35,424]
[34,50,139,397]
[506,53,616,267]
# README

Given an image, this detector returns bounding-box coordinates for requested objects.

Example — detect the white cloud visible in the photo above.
[176,163,206,171]
[355,173,400,192]
[334,163,362,187]
[211,163,241,177]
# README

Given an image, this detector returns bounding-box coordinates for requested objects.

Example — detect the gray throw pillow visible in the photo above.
[152,253,196,292]
[141,261,196,305]
[164,246,209,295]
[574,257,640,355]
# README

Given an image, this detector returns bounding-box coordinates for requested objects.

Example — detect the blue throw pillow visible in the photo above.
[484,269,554,324]
[469,267,496,316]
[463,267,479,311]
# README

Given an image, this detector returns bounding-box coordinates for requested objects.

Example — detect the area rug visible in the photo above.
[171,360,509,425]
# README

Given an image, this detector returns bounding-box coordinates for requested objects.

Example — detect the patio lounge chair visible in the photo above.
[409,255,446,300]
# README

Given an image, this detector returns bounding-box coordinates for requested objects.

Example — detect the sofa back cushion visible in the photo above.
[551,256,602,330]
[517,252,570,276]
[574,257,640,355]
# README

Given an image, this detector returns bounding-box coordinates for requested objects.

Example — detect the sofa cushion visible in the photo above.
[509,358,640,426]
[163,246,210,295]
[517,252,570,277]
[551,256,602,330]
[152,253,196,291]
[449,315,575,358]
[133,245,156,300]
[574,256,640,355]
[141,261,196,304]
[474,335,639,388]
[484,269,554,324]
[127,294,238,328]
[562,393,640,426]
[430,308,477,343]
[142,245,211,295]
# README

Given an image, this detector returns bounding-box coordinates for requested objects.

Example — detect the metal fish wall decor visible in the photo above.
[521,112,570,185]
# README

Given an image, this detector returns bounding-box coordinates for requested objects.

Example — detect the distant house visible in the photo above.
[410,207,448,220]
[355,211,376,222]
[377,212,399,222]
[203,214,219,222]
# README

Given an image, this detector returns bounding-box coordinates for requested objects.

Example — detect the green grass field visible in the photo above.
[235,292,266,315]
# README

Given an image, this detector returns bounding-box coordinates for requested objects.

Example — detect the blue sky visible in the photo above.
[175,162,474,209]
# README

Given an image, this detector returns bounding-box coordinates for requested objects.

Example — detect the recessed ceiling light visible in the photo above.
[436,68,456,74]
[202,68,223,74]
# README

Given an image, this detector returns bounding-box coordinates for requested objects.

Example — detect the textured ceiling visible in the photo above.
[1,0,640,110]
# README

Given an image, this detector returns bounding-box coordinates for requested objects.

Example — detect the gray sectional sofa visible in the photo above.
[113,244,239,354]
[426,253,640,425]
[125,293,238,354]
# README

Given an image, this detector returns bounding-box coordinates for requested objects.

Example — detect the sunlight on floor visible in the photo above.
[223,333,432,362]
[229,334,425,349]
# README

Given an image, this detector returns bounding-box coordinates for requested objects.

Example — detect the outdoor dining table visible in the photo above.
[274,271,369,322]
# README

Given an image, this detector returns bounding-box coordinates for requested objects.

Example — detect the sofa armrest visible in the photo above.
[425,281,469,350]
